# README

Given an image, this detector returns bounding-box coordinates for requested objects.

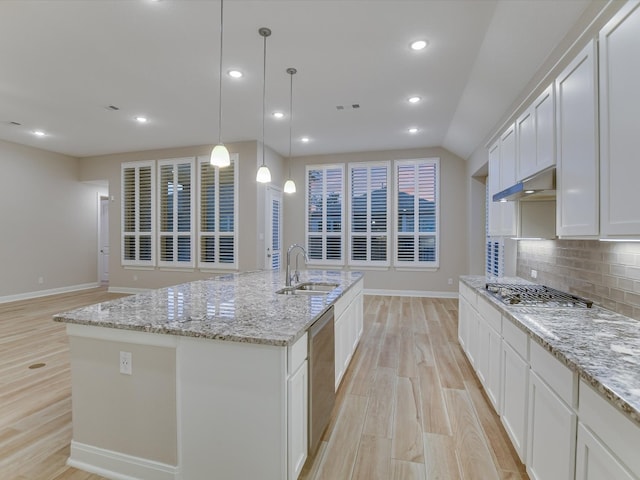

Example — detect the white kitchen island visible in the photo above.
[54,270,364,480]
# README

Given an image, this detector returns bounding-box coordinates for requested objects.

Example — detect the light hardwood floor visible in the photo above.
[0,289,527,480]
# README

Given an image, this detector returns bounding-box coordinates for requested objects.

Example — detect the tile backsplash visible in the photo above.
[517,240,640,321]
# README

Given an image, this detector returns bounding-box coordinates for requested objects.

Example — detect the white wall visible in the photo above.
[283,146,468,295]
[0,139,103,301]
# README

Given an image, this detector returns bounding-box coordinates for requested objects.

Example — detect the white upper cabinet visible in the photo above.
[500,123,518,190]
[488,139,517,237]
[517,84,555,181]
[599,1,640,237]
[555,39,599,237]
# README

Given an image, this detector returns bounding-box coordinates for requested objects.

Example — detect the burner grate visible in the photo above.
[485,283,593,308]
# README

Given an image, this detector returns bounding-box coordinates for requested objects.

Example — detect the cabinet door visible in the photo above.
[485,325,502,413]
[555,39,599,237]
[500,123,517,190]
[476,314,490,386]
[575,423,636,480]
[501,342,529,462]
[517,109,536,181]
[288,359,308,480]
[458,297,470,351]
[488,140,518,237]
[599,1,640,237]
[527,371,577,480]
[534,84,555,173]
[466,307,479,368]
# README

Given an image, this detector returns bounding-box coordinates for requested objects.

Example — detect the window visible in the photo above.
[198,155,237,269]
[306,165,345,265]
[348,162,390,266]
[121,161,155,266]
[158,158,195,268]
[486,184,504,277]
[394,158,439,267]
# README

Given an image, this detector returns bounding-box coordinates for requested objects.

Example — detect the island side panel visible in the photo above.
[177,336,288,480]
[68,335,178,467]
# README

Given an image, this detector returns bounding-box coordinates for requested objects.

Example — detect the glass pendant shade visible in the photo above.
[256,164,271,183]
[210,144,231,167]
[283,179,296,193]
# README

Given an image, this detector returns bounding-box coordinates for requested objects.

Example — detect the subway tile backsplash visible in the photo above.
[517,240,640,321]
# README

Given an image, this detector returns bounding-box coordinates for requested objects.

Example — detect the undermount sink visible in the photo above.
[276,282,339,295]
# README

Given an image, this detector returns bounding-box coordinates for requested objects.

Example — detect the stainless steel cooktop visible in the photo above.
[485,283,593,308]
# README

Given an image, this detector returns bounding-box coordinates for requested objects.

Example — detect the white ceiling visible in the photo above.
[0,0,591,160]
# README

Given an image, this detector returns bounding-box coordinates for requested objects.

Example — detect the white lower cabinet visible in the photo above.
[501,340,529,462]
[334,278,363,390]
[485,324,502,412]
[526,371,577,480]
[575,423,636,480]
[288,359,308,480]
[457,297,470,351]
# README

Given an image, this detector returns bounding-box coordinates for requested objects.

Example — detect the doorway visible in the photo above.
[99,195,110,284]
[265,187,283,270]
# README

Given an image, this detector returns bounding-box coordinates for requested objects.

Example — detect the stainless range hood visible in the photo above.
[492,167,555,202]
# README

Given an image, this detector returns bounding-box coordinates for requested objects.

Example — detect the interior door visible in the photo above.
[99,196,110,283]
[265,188,283,270]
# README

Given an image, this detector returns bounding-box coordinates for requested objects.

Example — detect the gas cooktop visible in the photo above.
[485,283,593,308]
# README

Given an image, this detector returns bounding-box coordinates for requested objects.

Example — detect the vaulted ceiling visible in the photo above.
[0,0,592,160]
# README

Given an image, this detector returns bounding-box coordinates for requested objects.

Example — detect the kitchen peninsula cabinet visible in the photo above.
[555,39,599,237]
[599,1,640,238]
[334,277,363,389]
[54,270,364,480]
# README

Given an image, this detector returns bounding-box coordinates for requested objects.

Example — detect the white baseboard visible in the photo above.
[363,288,459,299]
[68,441,179,480]
[0,282,100,305]
[108,286,151,295]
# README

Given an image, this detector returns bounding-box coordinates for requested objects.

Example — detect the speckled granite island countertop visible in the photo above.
[460,275,640,426]
[54,269,363,347]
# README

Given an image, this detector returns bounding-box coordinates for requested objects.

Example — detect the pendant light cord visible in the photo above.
[217,0,224,145]
[262,31,267,167]
[287,68,296,179]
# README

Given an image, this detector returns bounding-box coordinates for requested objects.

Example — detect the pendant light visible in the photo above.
[210,0,230,168]
[283,67,297,194]
[256,27,272,183]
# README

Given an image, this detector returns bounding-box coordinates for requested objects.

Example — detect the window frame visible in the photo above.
[197,154,238,270]
[393,158,440,269]
[305,163,346,266]
[157,157,196,269]
[347,161,391,267]
[121,160,156,267]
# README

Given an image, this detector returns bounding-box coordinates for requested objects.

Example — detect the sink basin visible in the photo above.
[276,282,339,295]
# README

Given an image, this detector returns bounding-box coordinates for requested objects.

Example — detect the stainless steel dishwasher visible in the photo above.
[308,306,336,456]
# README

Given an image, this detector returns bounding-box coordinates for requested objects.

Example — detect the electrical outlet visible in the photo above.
[38,276,44,284]
[531,269,538,279]
[119,351,132,375]
[447,278,453,285]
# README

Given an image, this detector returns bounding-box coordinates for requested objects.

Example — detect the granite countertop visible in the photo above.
[54,270,363,347]
[460,275,640,426]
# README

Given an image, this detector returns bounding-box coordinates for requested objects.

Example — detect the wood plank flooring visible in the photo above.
[301,295,528,480]
[0,290,527,480]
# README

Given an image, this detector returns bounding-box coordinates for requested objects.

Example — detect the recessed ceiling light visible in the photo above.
[408,96,422,104]
[272,111,284,119]
[408,127,419,134]
[135,116,148,123]
[410,40,428,51]
[301,137,310,143]
[33,130,46,137]
[228,70,243,78]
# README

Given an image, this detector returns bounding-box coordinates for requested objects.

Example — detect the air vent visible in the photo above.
[107,105,120,111]
[336,104,361,111]
[9,121,21,126]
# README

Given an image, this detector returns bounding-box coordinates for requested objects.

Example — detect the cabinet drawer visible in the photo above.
[477,296,502,333]
[288,332,308,374]
[579,380,640,477]
[502,317,528,359]
[459,282,477,307]
[530,340,577,407]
